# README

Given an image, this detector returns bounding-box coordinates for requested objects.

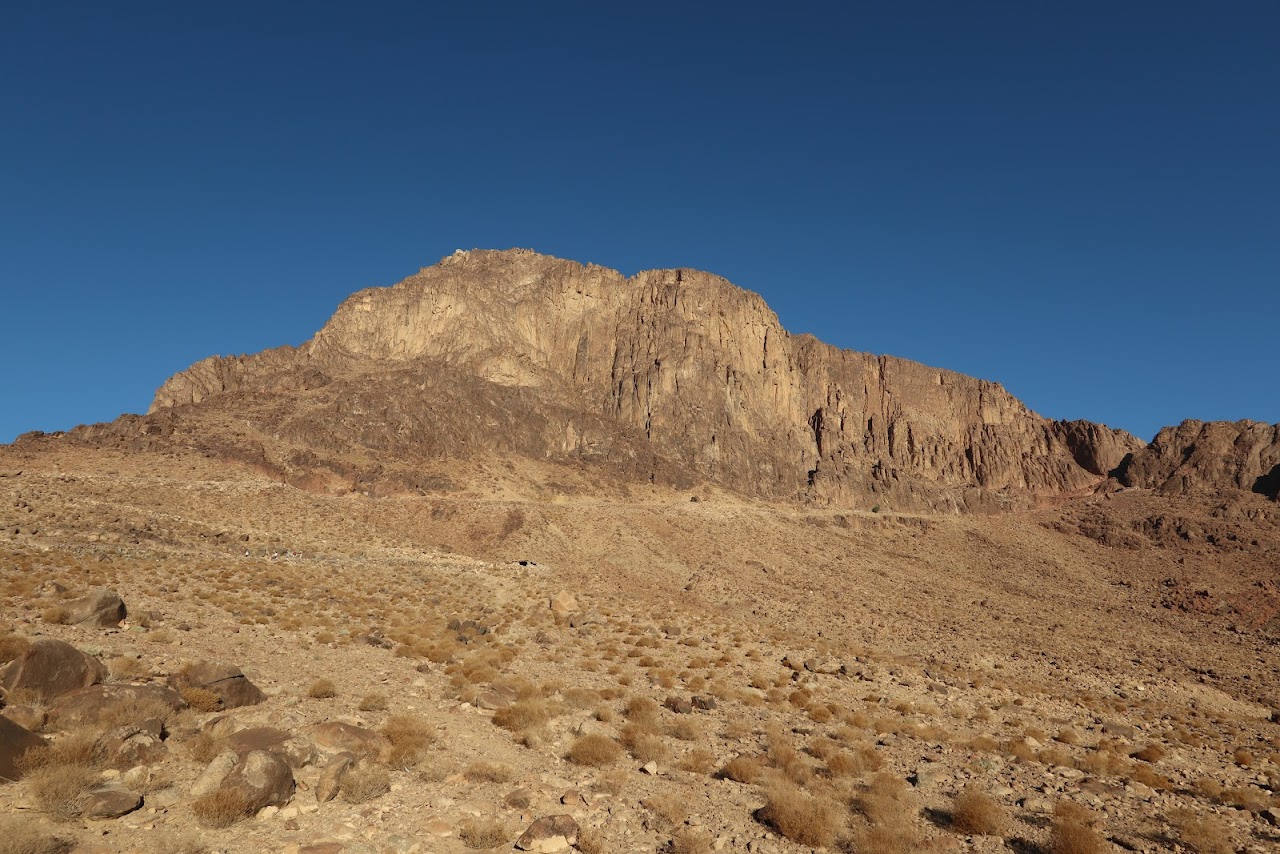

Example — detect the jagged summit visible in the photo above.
[56,249,1275,508]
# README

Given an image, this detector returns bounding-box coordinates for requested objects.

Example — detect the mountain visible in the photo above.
[45,249,1275,510]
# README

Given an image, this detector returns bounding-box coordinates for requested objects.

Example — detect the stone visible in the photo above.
[663,696,692,714]
[549,592,578,614]
[0,638,107,700]
[190,750,239,798]
[225,726,317,769]
[82,783,143,819]
[1021,797,1053,815]
[803,658,841,675]
[640,761,658,775]
[0,715,46,781]
[221,749,295,811]
[515,814,579,852]
[474,685,518,710]
[169,661,265,709]
[95,719,167,769]
[1,703,45,732]
[690,695,717,711]
[61,587,127,627]
[316,753,355,803]
[304,722,387,760]
[47,683,185,728]
[912,765,948,788]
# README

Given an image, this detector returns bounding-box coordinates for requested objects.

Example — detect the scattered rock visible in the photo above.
[82,783,142,819]
[549,592,579,614]
[0,715,46,781]
[170,661,265,709]
[691,695,717,711]
[221,749,296,812]
[47,683,185,728]
[95,719,167,768]
[316,753,355,803]
[474,684,518,710]
[515,814,579,852]
[61,587,127,628]
[0,638,107,700]
[640,761,659,775]
[663,695,693,714]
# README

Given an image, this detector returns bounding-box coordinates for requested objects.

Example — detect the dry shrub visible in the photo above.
[594,768,628,795]
[643,794,688,827]
[306,678,336,699]
[847,773,919,850]
[185,731,222,764]
[464,761,514,783]
[492,699,550,733]
[96,696,175,728]
[179,685,222,713]
[576,826,608,854]
[1128,764,1173,790]
[1131,743,1165,763]
[1231,747,1253,767]
[341,762,390,803]
[1049,802,1105,854]
[1169,808,1233,854]
[40,606,68,625]
[107,655,148,680]
[381,714,435,768]
[667,827,712,854]
[827,746,881,777]
[678,748,716,775]
[567,733,623,767]
[720,754,764,784]
[756,781,841,847]
[0,633,32,664]
[24,764,96,822]
[458,817,510,849]
[0,814,74,854]
[668,718,702,741]
[625,696,661,730]
[191,787,252,828]
[358,692,388,711]
[950,785,1007,835]
[621,724,669,764]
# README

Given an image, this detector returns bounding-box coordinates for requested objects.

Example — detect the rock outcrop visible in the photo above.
[52,249,1264,510]
[1121,420,1280,500]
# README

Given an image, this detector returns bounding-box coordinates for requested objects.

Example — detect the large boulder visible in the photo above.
[169,661,265,709]
[0,715,46,782]
[95,719,168,769]
[47,683,185,728]
[221,749,295,812]
[304,722,387,760]
[61,588,127,628]
[0,638,107,700]
[224,727,316,769]
[516,815,580,852]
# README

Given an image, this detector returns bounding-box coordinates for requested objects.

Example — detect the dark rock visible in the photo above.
[169,661,265,709]
[61,587,127,628]
[0,638,107,700]
[515,814,579,852]
[0,715,46,781]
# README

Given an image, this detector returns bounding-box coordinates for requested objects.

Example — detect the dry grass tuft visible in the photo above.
[191,787,252,828]
[381,714,435,768]
[0,815,74,854]
[720,754,765,784]
[950,785,1007,835]
[341,762,391,803]
[492,699,550,733]
[678,748,717,775]
[567,733,623,767]
[666,827,712,854]
[23,764,96,823]
[178,685,222,713]
[464,760,514,783]
[1048,802,1106,854]
[1169,808,1233,854]
[358,692,389,711]
[756,781,841,847]
[458,817,511,849]
[306,678,336,699]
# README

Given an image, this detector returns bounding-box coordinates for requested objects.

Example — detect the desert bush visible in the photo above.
[24,763,96,822]
[492,699,550,733]
[827,746,881,777]
[621,725,669,764]
[464,761,514,783]
[950,785,1007,835]
[306,678,336,699]
[381,714,435,768]
[0,814,74,854]
[358,692,388,711]
[191,787,252,828]
[576,826,608,854]
[1130,743,1165,763]
[847,773,919,850]
[1049,802,1106,854]
[666,827,712,854]
[567,733,623,767]
[341,762,390,803]
[643,794,688,827]
[756,781,841,847]
[720,754,764,784]
[458,817,510,848]
[1169,808,1233,854]
[678,748,716,775]
[625,696,661,730]
[594,768,628,795]
[178,685,222,713]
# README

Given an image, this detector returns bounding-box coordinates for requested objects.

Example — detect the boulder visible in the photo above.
[82,783,142,819]
[663,696,692,714]
[221,749,295,812]
[1,703,46,731]
[190,750,239,798]
[47,683,185,728]
[515,814,579,852]
[548,592,578,614]
[0,638,106,700]
[304,722,387,760]
[474,685,518,711]
[315,752,355,803]
[0,715,46,782]
[225,726,316,769]
[61,587,127,628]
[170,661,265,709]
[95,719,167,769]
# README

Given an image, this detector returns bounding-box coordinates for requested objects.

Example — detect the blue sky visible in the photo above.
[2,2,1277,444]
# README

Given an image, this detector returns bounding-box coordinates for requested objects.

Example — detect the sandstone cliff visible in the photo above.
[133,249,1162,510]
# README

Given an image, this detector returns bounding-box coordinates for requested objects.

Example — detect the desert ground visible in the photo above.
[2,442,1279,853]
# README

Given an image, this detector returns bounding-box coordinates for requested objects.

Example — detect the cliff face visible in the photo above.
[146,248,1151,509]
[1121,421,1280,500]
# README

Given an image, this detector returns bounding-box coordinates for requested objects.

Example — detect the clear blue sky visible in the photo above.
[3,2,1277,444]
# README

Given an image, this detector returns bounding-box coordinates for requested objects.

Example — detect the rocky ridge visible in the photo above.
[61,249,1273,511]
